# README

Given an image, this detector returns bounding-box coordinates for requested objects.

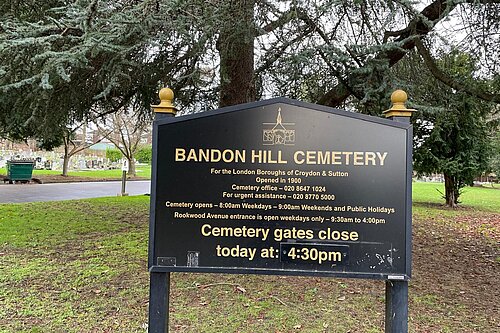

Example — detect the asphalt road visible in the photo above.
[0,180,151,203]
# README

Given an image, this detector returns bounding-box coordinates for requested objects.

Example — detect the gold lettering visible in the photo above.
[210,150,221,162]
[317,151,330,164]
[353,152,364,165]
[342,152,353,165]
[201,224,211,236]
[277,151,287,164]
[199,149,209,162]
[175,148,186,161]
[377,152,388,166]
[251,150,263,163]
[177,148,388,166]
[293,151,305,164]
[187,149,198,161]
[365,152,376,165]
[331,151,342,165]
[306,151,316,164]
[235,150,245,163]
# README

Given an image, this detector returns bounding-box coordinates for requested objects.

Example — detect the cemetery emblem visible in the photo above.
[262,108,295,146]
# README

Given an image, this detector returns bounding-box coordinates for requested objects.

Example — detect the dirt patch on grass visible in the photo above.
[1,201,498,332]
[166,209,500,332]
[411,209,499,331]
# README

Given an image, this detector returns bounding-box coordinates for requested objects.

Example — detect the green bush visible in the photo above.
[135,146,152,164]
[106,148,122,162]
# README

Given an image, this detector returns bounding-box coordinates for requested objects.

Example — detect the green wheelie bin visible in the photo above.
[6,159,35,184]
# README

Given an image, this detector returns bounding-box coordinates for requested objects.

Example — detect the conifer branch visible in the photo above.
[415,37,500,103]
[319,0,460,107]
[86,0,99,29]
[294,8,329,44]
[257,8,296,36]
[255,26,314,75]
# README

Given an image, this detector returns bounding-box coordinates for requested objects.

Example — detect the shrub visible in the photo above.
[135,145,152,164]
[106,148,122,162]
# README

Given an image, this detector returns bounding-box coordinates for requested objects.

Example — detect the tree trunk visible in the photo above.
[127,157,136,177]
[217,0,255,107]
[62,144,70,177]
[444,173,457,208]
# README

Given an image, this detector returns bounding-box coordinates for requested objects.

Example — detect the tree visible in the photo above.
[98,104,151,177]
[0,0,209,143]
[487,118,500,181]
[1,0,499,145]
[217,1,256,107]
[414,95,492,206]
[394,50,495,206]
[60,121,106,176]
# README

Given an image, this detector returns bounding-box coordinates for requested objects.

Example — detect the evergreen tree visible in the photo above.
[413,94,492,206]
[0,0,212,145]
[1,0,499,145]
[490,130,500,181]
[394,50,496,206]
[217,0,256,107]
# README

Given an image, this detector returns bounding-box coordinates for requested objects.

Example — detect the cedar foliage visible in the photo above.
[0,0,499,147]
[395,51,496,206]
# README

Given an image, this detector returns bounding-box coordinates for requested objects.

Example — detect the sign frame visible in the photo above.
[148,97,412,281]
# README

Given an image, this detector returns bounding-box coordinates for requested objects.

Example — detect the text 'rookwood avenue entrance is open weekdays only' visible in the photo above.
[150,99,411,280]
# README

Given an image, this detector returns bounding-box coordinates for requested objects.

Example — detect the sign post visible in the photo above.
[118,159,129,197]
[148,89,413,333]
[149,88,177,333]
[382,90,415,333]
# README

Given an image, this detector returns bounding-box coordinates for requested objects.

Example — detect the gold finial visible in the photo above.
[383,89,415,118]
[151,87,177,114]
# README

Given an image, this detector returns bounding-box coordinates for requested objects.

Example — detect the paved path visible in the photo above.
[0,181,151,203]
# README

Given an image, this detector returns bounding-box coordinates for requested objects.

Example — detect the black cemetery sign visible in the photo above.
[149,98,412,280]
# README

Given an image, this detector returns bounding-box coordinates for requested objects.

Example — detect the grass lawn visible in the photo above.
[0,187,498,332]
[413,181,500,211]
[0,165,151,181]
